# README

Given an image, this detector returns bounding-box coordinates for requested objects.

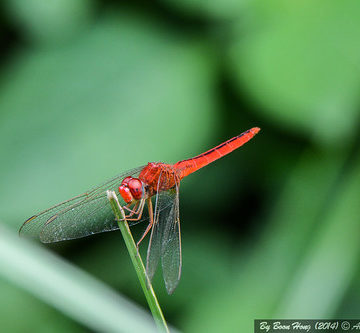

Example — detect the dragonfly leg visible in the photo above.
[123,198,146,222]
[136,198,154,248]
[123,201,140,218]
[133,200,145,215]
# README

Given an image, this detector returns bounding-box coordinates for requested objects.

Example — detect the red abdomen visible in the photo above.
[174,127,260,179]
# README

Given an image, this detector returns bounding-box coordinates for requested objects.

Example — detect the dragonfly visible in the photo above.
[20,127,260,294]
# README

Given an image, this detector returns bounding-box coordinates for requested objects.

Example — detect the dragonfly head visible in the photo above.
[119,177,144,204]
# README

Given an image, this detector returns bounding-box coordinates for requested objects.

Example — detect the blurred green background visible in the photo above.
[1,0,360,332]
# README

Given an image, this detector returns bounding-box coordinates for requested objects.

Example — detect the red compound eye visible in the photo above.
[121,176,132,186]
[119,184,133,203]
[128,178,143,200]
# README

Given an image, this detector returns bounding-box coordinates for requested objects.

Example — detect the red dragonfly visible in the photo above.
[20,127,260,294]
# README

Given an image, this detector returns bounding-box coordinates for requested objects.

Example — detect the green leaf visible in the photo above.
[4,0,93,43]
[0,223,159,332]
[160,0,249,19]
[229,0,360,145]
[275,153,360,316]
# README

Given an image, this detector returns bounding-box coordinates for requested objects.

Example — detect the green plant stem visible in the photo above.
[107,191,169,333]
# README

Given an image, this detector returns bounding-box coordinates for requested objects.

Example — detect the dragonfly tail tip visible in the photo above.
[251,127,261,135]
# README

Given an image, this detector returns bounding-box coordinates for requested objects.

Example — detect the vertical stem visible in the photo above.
[107,191,169,332]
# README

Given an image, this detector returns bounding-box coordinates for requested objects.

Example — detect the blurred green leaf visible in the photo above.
[0,223,159,332]
[160,0,248,19]
[4,0,93,43]
[275,153,360,316]
[0,277,80,332]
[337,265,360,317]
[229,0,360,145]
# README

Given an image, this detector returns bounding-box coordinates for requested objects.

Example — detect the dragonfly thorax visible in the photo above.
[139,162,180,195]
[119,176,145,204]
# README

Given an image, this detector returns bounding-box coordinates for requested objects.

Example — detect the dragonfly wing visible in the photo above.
[145,195,162,283]
[40,194,118,242]
[145,172,174,281]
[160,180,181,294]
[145,172,182,294]
[20,193,89,241]
[20,166,145,242]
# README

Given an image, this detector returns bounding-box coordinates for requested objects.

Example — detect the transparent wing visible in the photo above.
[19,166,145,243]
[146,176,169,282]
[146,172,182,294]
[161,180,181,294]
